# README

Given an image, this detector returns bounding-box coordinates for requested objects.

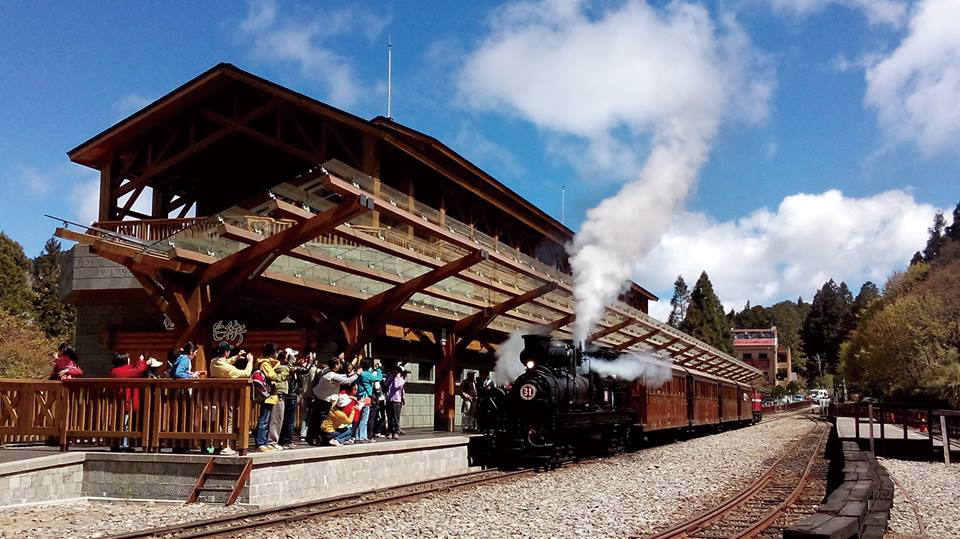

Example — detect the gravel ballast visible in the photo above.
[245,415,816,539]
[880,457,960,539]
[0,500,247,539]
[0,416,815,539]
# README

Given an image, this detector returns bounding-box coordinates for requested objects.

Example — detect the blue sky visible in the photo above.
[1,0,958,320]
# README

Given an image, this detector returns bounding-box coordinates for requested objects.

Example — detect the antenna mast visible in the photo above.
[561,185,566,225]
[387,35,393,119]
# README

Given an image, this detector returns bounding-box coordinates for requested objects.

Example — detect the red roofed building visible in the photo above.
[731,327,793,387]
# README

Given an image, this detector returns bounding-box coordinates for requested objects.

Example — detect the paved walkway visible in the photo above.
[0,428,475,465]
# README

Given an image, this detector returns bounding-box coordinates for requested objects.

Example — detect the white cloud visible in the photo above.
[865,0,960,156]
[238,0,389,108]
[768,0,909,26]
[457,0,773,341]
[636,189,938,315]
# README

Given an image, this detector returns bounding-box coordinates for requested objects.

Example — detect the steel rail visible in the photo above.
[645,417,826,539]
[105,469,532,539]
[732,424,830,538]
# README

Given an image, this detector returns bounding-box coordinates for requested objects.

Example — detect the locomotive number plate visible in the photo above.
[519,383,537,400]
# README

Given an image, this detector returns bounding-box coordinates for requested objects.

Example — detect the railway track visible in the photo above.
[104,468,531,539]
[646,417,829,539]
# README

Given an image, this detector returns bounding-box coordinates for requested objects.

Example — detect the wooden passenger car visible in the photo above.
[632,366,689,431]
[688,371,721,426]
[719,380,741,423]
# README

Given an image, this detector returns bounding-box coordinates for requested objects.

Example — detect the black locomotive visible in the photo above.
[476,334,634,469]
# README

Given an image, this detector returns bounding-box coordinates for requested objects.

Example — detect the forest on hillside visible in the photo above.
[668,202,960,407]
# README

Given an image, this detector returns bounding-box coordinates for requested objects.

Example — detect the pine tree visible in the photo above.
[0,232,33,315]
[944,201,960,242]
[32,238,75,339]
[680,271,733,353]
[801,279,854,371]
[852,281,880,316]
[923,210,945,262]
[910,251,924,266]
[666,275,690,328]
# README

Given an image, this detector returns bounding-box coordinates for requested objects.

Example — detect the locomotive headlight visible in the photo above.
[526,360,535,370]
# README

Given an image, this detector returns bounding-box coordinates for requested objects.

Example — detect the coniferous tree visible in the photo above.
[0,232,33,315]
[923,210,946,262]
[666,275,690,328]
[852,281,880,316]
[680,271,733,353]
[801,279,854,371]
[910,251,924,266]
[32,238,74,339]
[945,201,960,242]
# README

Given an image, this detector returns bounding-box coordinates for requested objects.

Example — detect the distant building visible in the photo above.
[731,327,793,387]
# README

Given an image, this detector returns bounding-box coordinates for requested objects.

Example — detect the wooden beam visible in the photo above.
[219,223,551,328]
[202,110,319,164]
[201,194,373,285]
[588,318,633,342]
[114,100,276,198]
[356,249,488,317]
[538,313,574,333]
[653,337,681,351]
[613,329,659,352]
[453,282,559,338]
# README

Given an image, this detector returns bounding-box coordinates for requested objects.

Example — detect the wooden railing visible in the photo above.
[93,218,201,242]
[0,381,65,445]
[0,379,252,455]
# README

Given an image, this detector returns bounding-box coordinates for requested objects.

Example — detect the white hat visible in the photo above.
[284,348,299,358]
[146,358,164,368]
[337,394,351,408]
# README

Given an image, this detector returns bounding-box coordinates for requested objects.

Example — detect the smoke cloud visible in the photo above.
[581,351,674,388]
[493,327,548,385]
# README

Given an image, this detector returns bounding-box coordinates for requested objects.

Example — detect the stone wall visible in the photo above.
[0,437,472,508]
[0,453,85,507]
[248,436,473,506]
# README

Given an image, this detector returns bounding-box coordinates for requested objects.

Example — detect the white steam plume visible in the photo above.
[494,327,548,385]
[580,351,674,388]
[458,2,770,343]
[570,128,713,342]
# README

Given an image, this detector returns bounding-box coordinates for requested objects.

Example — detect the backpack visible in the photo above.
[251,369,273,403]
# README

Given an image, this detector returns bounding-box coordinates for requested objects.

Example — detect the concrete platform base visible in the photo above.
[0,435,475,508]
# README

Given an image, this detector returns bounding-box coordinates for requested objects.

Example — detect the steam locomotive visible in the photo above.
[476,334,757,469]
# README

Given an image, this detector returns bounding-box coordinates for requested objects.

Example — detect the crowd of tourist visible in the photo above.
[48,340,416,454]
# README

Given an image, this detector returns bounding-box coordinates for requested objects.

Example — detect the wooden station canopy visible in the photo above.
[58,63,761,393]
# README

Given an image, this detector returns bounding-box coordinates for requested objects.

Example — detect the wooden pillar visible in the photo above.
[99,160,115,222]
[434,329,457,432]
[152,185,168,218]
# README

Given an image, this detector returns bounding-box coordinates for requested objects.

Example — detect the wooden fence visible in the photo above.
[0,379,252,455]
[832,401,959,463]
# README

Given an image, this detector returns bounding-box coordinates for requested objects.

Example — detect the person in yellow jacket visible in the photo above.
[322,394,359,446]
[209,341,252,455]
[255,343,288,452]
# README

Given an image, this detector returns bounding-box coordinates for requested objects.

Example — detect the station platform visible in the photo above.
[835,416,960,462]
[0,430,478,509]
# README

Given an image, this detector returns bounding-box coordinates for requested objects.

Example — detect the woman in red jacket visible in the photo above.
[49,344,83,380]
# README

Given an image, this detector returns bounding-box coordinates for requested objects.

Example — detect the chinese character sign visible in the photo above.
[213,320,247,347]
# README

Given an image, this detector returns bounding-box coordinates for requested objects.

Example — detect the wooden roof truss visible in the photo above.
[57,158,761,383]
